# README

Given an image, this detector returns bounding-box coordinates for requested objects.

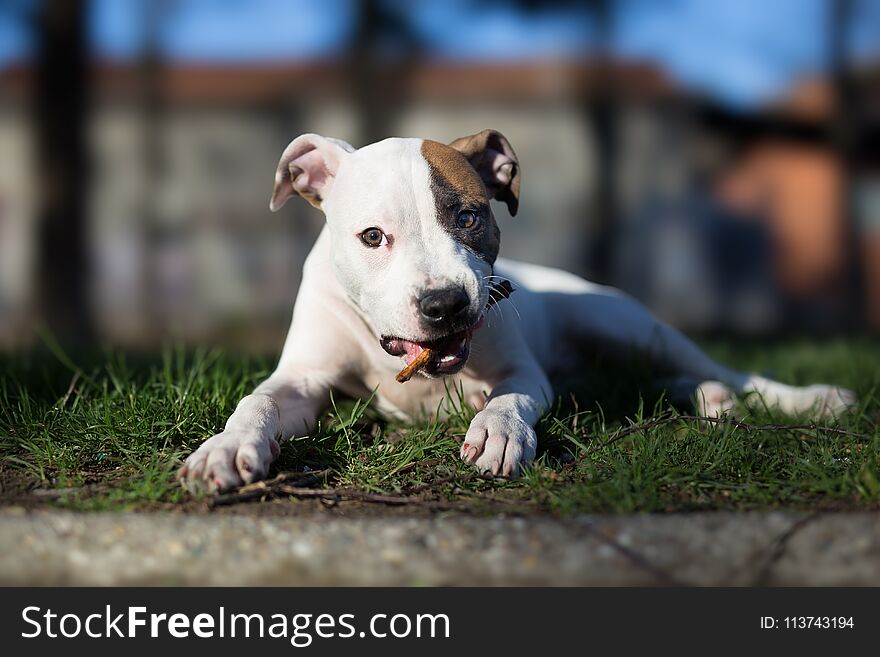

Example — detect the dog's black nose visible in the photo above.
[418,287,470,324]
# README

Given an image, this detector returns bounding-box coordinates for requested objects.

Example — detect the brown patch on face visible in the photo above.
[420,140,501,263]
[421,140,486,206]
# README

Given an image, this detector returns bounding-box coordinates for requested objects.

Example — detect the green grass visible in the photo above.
[1,337,878,514]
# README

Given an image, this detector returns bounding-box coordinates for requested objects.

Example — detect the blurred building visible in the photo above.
[0,0,877,350]
[0,60,593,348]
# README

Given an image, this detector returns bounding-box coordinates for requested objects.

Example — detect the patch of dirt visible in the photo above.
[0,464,538,519]
[0,467,39,499]
[3,464,877,519]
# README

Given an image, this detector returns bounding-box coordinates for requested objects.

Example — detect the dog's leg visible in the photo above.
[179,269,363,493]
[461,323,552,476]
[179,371,328,493]
[562,287,856,417]
[733,375,857,417]
[460,364,550,477]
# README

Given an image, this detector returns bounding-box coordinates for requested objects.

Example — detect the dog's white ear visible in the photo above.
[449,129,520,216]
[269,134,355,212]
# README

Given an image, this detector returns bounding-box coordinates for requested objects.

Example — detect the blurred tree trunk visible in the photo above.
[830,0,863,326]
[33,0,92,342]
[348,0,417,145]
[140,0,168,344]
[350,0,385,145]
[585,0,617,284]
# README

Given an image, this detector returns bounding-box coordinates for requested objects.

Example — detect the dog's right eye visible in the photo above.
[360,227,387,248]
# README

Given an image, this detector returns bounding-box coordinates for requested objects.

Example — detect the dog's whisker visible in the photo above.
[498,295,521,321]
[487,302,506,327]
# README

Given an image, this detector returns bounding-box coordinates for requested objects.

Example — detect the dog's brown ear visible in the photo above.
[449,129,520,216]
[269,134,355,212]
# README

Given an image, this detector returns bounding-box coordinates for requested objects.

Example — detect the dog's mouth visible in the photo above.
[380,316,485,377]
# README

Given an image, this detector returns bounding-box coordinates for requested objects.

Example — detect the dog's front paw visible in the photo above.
[460,409,537,477]
[179,430,280,494]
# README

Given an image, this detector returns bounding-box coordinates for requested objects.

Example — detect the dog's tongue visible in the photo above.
[403,341,427,365]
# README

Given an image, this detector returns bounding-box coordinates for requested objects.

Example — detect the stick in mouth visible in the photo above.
[394,278,515,383]
[395,347,435,383]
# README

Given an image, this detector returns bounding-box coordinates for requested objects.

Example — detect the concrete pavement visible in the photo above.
[1,509,878,585]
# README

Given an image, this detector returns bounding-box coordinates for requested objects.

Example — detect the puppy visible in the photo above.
[179,130,856,492]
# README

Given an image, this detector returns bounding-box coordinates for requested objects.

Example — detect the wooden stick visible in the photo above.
[395,347,434,383]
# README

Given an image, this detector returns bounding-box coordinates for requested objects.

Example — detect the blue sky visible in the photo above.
[90,0,356,62]
[0,0,877,107]
[613,0,835,106]
[404,0,595,60]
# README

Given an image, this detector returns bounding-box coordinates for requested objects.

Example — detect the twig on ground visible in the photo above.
[209,469,331,508]
[276,486,413,505]
[208,466,513,510]
[275,484,515,511]
[237,469,331,493]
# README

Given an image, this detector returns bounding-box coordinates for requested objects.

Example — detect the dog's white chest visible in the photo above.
[363,370,491,421]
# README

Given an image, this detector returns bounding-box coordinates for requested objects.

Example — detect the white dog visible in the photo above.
[179,130,856,493]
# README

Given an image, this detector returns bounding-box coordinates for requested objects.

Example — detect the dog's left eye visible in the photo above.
[457,210,480,230]
[360,227,387,247]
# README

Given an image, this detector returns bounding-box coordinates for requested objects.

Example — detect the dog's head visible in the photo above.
[269,130,520,377]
